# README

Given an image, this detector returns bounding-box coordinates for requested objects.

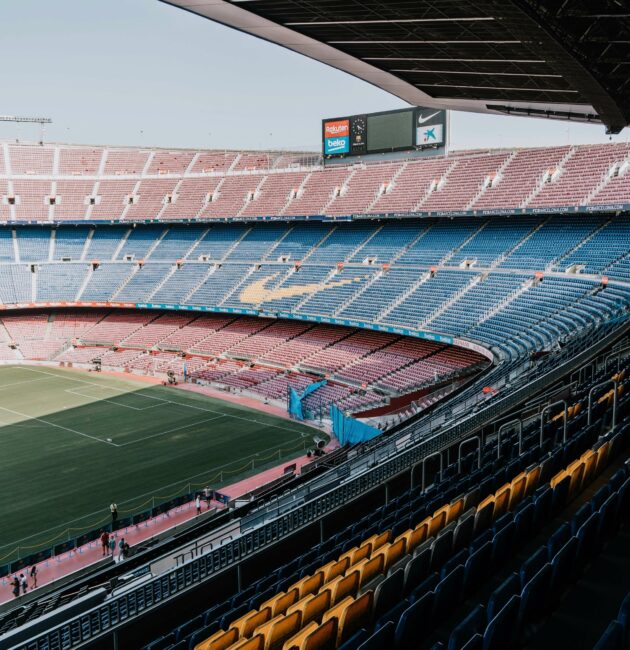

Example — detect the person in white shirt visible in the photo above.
[195,495,201,516]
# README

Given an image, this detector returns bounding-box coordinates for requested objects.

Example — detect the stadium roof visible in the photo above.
[163,0,630,133]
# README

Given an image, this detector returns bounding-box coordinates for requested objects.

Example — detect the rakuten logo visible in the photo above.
[324,120,349,138]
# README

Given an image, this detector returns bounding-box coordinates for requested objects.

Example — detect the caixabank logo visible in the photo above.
[324,119,350,154]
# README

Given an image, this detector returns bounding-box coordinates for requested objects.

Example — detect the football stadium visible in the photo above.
[0,1,629,649]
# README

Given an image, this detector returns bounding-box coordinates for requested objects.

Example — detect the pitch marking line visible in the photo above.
[64,387,166,411]
[116,415,227,447]
[0,405,120,447]
[0,377,49,391]
[19,366,314,437]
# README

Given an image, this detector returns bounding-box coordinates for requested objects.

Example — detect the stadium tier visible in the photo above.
[0,142,628,221]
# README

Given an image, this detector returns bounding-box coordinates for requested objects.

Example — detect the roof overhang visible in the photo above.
[162,0,629,133]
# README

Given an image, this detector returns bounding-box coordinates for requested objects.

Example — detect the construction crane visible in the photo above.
[0,115,52,144]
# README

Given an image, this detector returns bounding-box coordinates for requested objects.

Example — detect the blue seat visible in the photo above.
[410,572,439,604]
[373,569,405,622]
[464,541,492,596]
[491,520,515,567]
[519,546,548,588]
[617,591,630,648]
[547,522,571,557]
[434,565,465,621]
[593,620,624,650]
[518,563,551,627]
[571,502,592,535]
[514,502,535,540]
[441,549,469,580]
[486,573,519,622]
[395,592,435,650]
[403,547,431,596]
[533,486,553,530]
[482,595,520,650]
[460,634,482,650]
[453,511,475,553]
[549,537,578,603]
[431,528,455,571]
[375,599,410,632]
[551,475,571,515]
[338,629,370,650]
[598,494,620,541]
[357,621,394,650]
[174,615,203,642]
[576,512,601,566]
[448,604,485,650]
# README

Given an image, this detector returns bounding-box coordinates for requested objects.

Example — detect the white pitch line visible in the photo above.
[64,388,166,411]
[115,415,226,447]
[0,377,49,391]
[0,405,119,447]
[19,366,313,437]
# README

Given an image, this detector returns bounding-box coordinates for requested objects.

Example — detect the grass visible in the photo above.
[0,365,320,563]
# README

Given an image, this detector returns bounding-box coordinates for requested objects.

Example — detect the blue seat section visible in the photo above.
[500,216,602,270]
[0,229,15,262]
[225,223,288,261]
[52,227,91,261]
[349,221,422,263]
[80,263,134,301]
[305,223,376,264]
[397,220,480,266]
[189,223,248,261]
[188,264,253,306]
[298,267,379,317]
[117,226,166,260]
[115,263,173,302]
[428,274,527,335]
[87,227,128,261]
[605,254,630,283]
[339,268,423,322]
[383,271,474,328]
[36,264,90,301]
[561,216,630,274]
[449,218,539,267]
[263,222,331,261]
[16,227,50,262]
[151,263,209,304]
[148,225,206,260]
[0,265,32,303]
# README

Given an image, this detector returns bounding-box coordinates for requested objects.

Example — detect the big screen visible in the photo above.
[367,110,414,152]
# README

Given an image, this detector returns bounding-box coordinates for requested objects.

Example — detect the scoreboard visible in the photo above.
[323,107,447,159]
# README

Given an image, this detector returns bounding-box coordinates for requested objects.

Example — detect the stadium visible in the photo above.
[0,1,629,649]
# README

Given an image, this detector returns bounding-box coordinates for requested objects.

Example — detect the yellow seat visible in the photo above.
[508,472,527,510]
[229,635,265,650]
[580,449,597,488]
[493,484,510,520]
[372,538,405,573]
[254,611,302,650]
[429,506,449,538]
[354,554,384,588]
[323,592,374,646]
[567,460,585,500]
[524,465,541,497]
[361,530,390,553]
[290,573,323,599]
[261,590,299,618]
[230,608,272,639]
[286,590,331,627]
[316,557,349,583]
[338,544,370,567]
[195,628,239,650]
[447,497,464,524]
[594,441,610,478]
[550,470,567,489]
[325,570,360,605]
[281,619,338,650]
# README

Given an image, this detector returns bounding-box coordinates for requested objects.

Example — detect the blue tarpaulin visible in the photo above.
[330,404,382,445]
[288,380,327,420]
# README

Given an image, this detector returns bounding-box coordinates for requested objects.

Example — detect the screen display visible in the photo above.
[367,110,413,152]
[323,119,350,155]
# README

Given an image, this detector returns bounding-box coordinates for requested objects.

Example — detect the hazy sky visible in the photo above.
[1,0,628,151]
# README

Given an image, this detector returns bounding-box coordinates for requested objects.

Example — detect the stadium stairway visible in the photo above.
[136,362,630,650]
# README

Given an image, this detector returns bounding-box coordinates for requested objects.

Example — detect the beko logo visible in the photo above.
[327,138,347,151]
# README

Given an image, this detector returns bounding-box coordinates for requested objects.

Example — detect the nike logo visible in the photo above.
[417,111,440,124]
[239,273,367,305]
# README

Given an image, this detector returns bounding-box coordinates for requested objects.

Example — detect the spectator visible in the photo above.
[11,576,19,599]
[109,535,116,558]
[118,537,125,562]
[196,494,201,516]
[110,503,118,526]
[100,530,110,557]
[122,541,130,560]
[20,573,28,595]
[30,565,38,589]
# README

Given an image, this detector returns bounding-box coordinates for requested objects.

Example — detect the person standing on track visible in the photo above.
[11,576,19,598]
[109,535,116,559]
[30,565,38,589]
[196,494,201,516]
[110,502,118,526]
[100,529,110,556]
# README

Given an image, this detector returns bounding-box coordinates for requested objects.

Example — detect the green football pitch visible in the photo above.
[0,365,320,562]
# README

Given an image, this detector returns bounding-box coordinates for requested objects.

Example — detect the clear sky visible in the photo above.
[1,0,628,152]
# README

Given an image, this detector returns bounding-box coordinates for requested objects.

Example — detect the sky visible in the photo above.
[0,0,628,152]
